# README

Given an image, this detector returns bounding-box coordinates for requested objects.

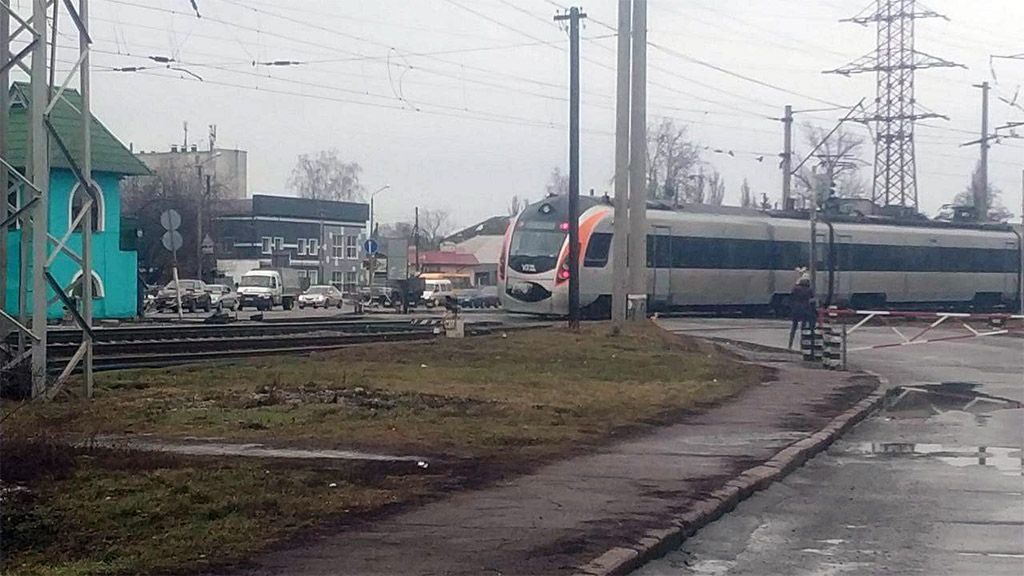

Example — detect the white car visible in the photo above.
[422,279,454,307]
[298,285,344,309]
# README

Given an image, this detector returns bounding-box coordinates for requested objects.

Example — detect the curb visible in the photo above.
[573,384,897,576]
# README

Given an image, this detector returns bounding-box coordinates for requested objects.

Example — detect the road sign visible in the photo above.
[159,209,182,231]
[161,230,184,252]
[363,238,379,255]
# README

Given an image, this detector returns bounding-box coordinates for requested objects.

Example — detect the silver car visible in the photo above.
[206,284,239,311]
[298,285,344,309]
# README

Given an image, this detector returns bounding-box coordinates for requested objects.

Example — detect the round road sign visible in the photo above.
[363,238,379,255]
[160,209,182,231]
[161,230,184,252]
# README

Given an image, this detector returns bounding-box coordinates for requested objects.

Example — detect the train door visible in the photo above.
[650,226,672,308]
[831,231,853,306]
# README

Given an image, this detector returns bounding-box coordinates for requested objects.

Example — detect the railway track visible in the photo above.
[40,317,442,345]
[20,318,528,373]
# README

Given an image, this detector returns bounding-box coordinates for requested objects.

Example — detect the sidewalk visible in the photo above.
[227,355,878,576]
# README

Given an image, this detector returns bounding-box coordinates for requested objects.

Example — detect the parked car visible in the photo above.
[422,278,454,307]
[206,284,238,311]
[469,285,501,308]
[455,287,480,308]
[155,279,211,313]
[237,268,302,311]
[298,285,344,309]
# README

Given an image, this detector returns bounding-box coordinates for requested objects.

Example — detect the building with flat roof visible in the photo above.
[212,194,368,293]
[136,146,247,199]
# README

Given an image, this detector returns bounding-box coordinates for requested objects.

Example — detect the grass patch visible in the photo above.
[1,434,438,576]
[1,322,765,575]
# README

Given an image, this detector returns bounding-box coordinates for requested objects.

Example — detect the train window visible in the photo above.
[584,233,612,267]
[646,234,672,268]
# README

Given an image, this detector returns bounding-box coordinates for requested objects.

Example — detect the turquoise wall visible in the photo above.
[3,169,138,319]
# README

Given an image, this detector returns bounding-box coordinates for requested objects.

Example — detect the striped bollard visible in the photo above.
[822,323,844,370]
[800,325,823,362]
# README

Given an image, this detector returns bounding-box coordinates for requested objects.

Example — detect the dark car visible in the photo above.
[155,279,212,313]
[469,285,500,309]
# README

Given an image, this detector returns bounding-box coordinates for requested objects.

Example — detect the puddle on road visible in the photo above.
[884,382,1022,419]
[844,442,1023,477]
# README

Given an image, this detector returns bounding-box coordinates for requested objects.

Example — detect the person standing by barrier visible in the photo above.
[788,274,816,350]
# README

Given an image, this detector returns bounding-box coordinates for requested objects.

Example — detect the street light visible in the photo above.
[368,184,390,239]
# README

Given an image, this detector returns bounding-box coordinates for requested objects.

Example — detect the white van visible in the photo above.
[422,279,454,307]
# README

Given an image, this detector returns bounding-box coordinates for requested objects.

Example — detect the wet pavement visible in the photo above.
[635,318,1024,576]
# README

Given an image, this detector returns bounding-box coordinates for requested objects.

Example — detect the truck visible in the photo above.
[236,268,302,311]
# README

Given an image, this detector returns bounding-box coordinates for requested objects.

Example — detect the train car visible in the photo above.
[499,195,1023,316]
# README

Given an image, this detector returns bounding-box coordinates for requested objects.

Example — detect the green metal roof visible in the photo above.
[6,82,150,176]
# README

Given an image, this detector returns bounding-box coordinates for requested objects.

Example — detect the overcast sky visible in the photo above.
[28,0,1024,228]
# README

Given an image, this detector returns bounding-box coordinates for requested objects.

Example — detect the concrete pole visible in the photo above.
[80,0,93,397]
[30,0,50,397]
[611,0,631,329]
[627,0,647,320]
[782,104,793,210]
[565,7,583,330]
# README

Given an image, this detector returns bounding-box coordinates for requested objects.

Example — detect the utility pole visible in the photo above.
[555,7,586,330]
[627,0,647,321]
[611,0,631,329]
[976,81,990,221]
[781,104,793,210]
[414,206,420,273]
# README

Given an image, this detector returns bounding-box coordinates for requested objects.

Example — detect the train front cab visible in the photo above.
[501,196,609,316]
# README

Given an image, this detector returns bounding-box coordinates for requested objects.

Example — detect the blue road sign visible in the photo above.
[363,238,379,255]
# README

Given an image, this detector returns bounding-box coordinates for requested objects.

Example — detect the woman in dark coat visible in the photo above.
[788,276,816,349]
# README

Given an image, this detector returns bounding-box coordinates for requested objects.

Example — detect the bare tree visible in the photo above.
[646,119,701,202]
[122,156,226,281]
[740,178,753,208]
[793,124,867,204]
[419,208,453,249]
[544,167,569,197]
[377,221,415,240]
[941,160,1013,222]
[289,149,365,202]
[704,171,726,206]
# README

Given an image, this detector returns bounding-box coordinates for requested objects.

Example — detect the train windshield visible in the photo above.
[509,222,565,274]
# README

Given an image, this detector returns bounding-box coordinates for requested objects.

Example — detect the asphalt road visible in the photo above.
[636,317,1024,576]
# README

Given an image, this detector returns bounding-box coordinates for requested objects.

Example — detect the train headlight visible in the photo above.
[540,203,553,215]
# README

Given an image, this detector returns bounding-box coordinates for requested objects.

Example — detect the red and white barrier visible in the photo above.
[819,308,1024,352]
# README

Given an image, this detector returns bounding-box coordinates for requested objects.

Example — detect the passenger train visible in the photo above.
[499,195,1023,316]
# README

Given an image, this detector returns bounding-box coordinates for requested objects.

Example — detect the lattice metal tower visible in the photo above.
[827,0,961,210]
[1,0,98,399]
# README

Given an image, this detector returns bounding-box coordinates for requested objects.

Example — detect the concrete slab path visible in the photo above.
[224,356,876,576]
